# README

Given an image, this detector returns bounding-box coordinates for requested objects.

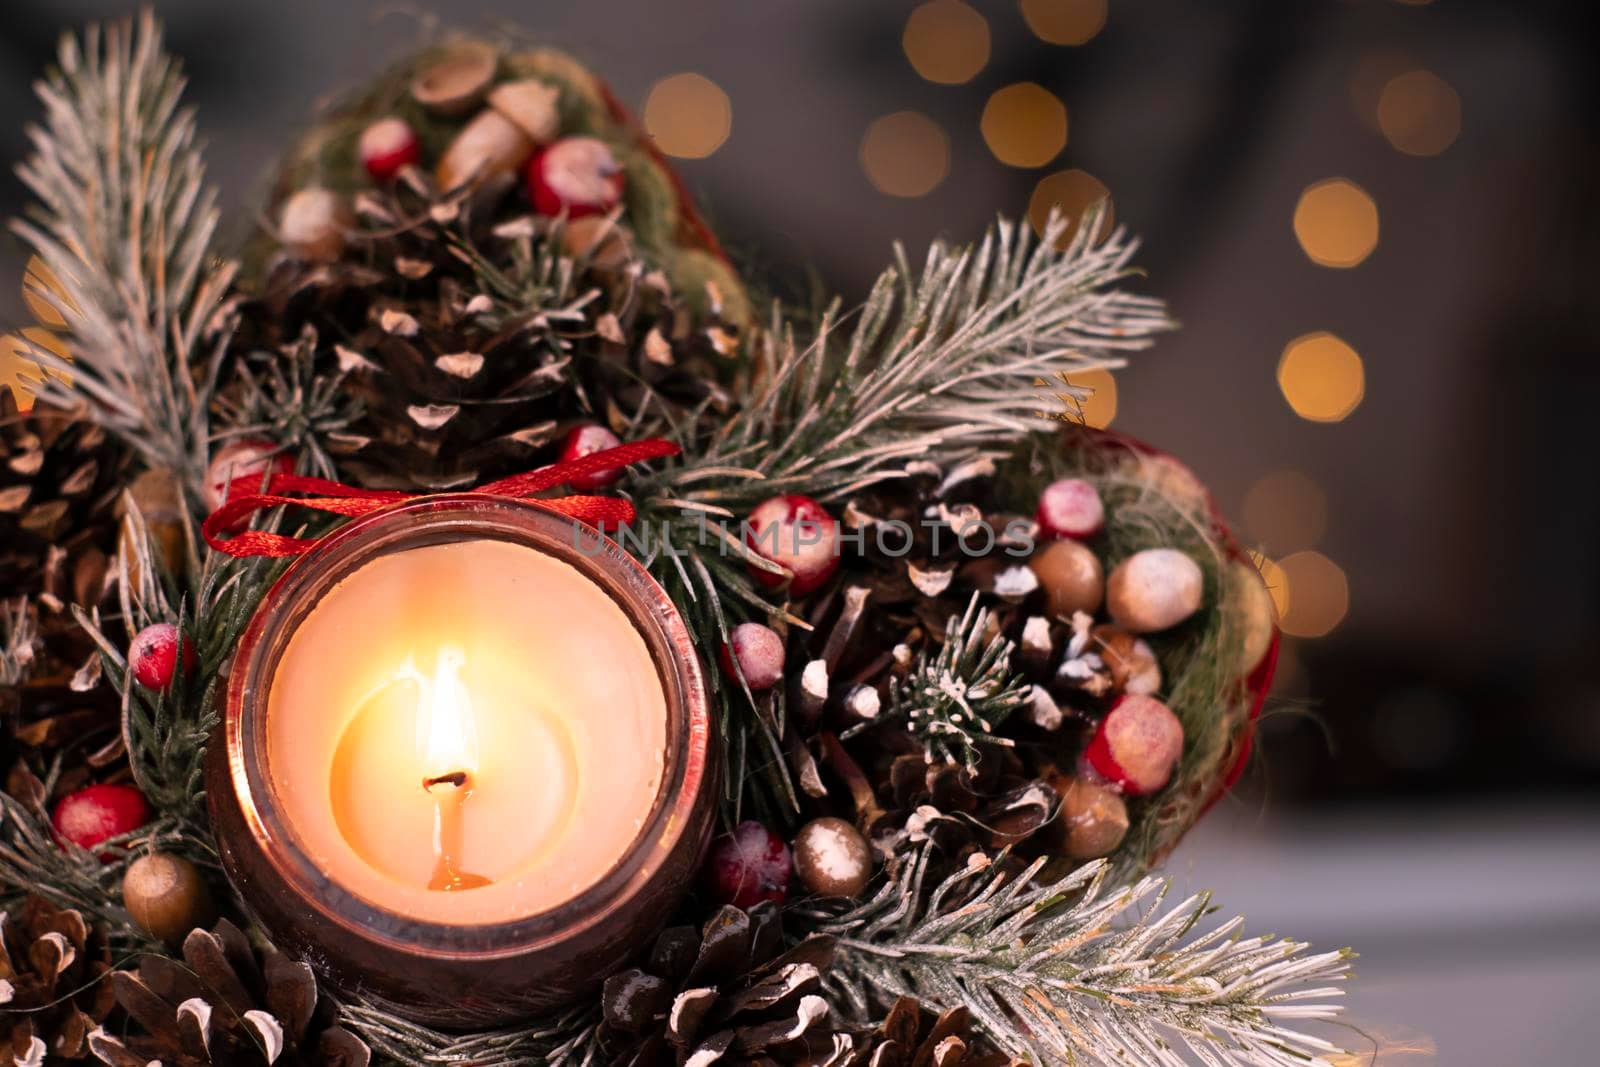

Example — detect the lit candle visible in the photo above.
[211,496,713,1023]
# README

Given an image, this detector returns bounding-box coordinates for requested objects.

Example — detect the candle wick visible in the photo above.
[423,770,469,791]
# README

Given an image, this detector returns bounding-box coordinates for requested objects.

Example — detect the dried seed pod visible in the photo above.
[1091,625,1162,696]
[435,110,535,192]
[1105,548,1203,633]
[1227,557,1277,674]
[1030,539,1104,618]
[561,215,632,268]
[1084,694,1184,796]
[526,136,626,218]
[410,43,497,115]
[487,78,562,143]
[792,817,872,898]
[1036,477,1104,540]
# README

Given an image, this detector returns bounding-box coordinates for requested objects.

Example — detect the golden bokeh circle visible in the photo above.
[860,111,951,198]
[1293,178,1379,268]
[1276,550,1349,638]
[1028,168,1112,247]
[1061,366,1117,428]
[981,83,1068,168]
[1377,70,1461,157]
[903,0,991,85]
[1021,0,1108,46]
[642,72,732,159]
[1277,332,1366,423]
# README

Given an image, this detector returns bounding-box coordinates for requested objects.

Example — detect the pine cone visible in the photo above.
[600,903,837,1066]
[87,920,369,1067]
[825,997,1015,1067]
[0,897,117,1062]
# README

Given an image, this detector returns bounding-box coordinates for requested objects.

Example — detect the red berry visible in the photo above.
[704,820,792,908]
[526,137,625,218]
[745,494,840,596]
[718,623,786,691]
[1036,478,1105,540]
[558,424,624,490]
[52,784,150,855]
[203,439,293,513]
[1083,694,1185,796]
[129,623,197,691]
[359,116,421,181]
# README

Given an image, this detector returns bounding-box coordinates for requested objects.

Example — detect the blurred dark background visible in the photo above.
[2,2,1596,1062]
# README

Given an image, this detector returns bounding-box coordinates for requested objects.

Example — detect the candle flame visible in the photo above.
[401,647,479,781]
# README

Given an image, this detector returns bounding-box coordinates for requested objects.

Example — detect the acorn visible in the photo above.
[359,116,421,181]
[277,188,349,262]
[1091,625,1161,696]
[487,78,562,144]
[1105,548,1203,633]
[1049,775,1130,859]
[1227,557,1277,674]
[123,852,217,945]
[410,42,497,116]
[1084,694,1184,796]
[562,215,632,269]
[792,817,872,899]
[1036,478,1104,540]
[1029,539,1104,618]
[526,136,625,218]
[435,110,535,193]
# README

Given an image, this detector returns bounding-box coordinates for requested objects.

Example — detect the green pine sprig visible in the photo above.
[879,593,1029,771]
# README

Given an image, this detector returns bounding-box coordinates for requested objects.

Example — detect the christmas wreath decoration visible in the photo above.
[2,13,1354,1067]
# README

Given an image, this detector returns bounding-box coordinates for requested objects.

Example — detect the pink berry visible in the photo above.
[203,439,293,513]
[1083,694,1185,796]
[129,623,197,691]
[704,820,792,908]
[359,116,421,181]
[745,494,840,596]
[558,424,624,490]
[526,137,625,218]
[52,784,150,855]
[1036,478,1105,540]
[718,623,786,691]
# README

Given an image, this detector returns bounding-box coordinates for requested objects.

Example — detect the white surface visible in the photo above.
[1167,798,1600,1065]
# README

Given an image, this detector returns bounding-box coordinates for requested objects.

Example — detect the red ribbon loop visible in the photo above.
[202,438,680,558]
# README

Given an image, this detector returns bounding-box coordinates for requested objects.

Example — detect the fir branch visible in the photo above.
[10,9,235,497]
[637,206,1171,511]
[1,596,40,686]
[211,324,357,480]
[339,997,600,1067]
[807,847,1353,1067]
[867,593,1029,771]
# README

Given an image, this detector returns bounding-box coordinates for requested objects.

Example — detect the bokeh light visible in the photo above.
[1020,0,1108,46]
[981,83,1068,168]
[902,1,990,85]
[1028,169,1112,247]
[1062,367,1117,428]
[1278,332,1366,423]
[1349,49,1418,133]
[1293,178,1379,268]
[1276,550,1350,638]
[642,73,732,159]
[860,111,950,198]
[1242,469,1328,553]
[1377,69,1461,156]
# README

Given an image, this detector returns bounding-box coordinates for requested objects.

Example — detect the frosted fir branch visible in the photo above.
[859,593,1029,771]
[1,597,40,686]
[808,847,1353,1067]
[10,9,235,497]
[338,998,599,1067]
[640,205,1172,510]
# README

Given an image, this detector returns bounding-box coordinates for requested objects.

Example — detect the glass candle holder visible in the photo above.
[208,495,715,1026]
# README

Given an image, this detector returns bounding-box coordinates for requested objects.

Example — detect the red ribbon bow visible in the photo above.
[202,438,680,558]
